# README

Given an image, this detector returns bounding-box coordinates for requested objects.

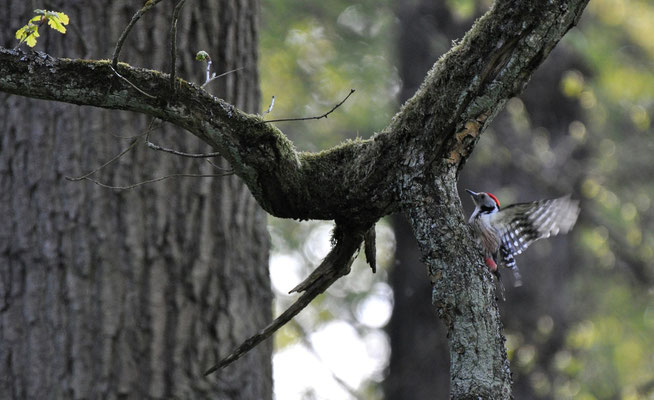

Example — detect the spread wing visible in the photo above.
[490,195,580,258]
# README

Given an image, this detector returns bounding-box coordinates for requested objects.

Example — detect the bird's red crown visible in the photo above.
[486,192,500,208]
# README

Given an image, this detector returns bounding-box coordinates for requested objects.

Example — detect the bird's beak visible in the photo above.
[465,189,478,197]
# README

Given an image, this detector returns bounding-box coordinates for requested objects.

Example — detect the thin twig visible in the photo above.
[259,89,355,124]
[65,137,140,181]
[66,118,159,180]
[111,117,161,140]
[202,67,245,88]
[111,0,164,68]
[109,65,157,99]
[142,117,221,158]
[146,140,221,158]
[81,172,233,191]
[206,159,232,171]
[169,0,187,88]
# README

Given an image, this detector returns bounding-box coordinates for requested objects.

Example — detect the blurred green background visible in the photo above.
[260,1,654,399]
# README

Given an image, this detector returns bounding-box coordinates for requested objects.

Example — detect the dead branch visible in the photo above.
[201,66,245,88]
[206,159,231,171]
[65,137,139,182]
[144,118,221,158]
[109,65,156,99]
[80,172,234,191]
[204,227,364,375]
[146,141,222,158]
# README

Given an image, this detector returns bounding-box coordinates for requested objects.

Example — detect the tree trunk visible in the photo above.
[400,172,512,400]
[0,1,271,399]
[386,1,588,399]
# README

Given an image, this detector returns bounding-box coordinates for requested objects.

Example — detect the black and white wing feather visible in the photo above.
[490,195,580,262]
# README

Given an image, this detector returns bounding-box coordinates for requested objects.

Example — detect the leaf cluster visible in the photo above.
[15,9,69,48]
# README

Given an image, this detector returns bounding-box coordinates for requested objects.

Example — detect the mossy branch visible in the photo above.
[0,0,586,227]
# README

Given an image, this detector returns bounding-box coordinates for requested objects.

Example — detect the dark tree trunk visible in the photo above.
[0,1,271,399]
[385,215,450,400]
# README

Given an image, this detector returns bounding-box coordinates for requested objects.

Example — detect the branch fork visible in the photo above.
[0,0,590,395]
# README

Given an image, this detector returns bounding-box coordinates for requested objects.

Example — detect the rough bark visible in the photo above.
[0,0,589,398]
[399,171,511,399]
[0,1,271,399]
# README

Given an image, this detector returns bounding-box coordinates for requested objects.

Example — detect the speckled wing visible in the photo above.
[490,196,580,259]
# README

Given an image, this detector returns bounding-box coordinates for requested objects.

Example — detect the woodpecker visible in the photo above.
[465,189,580,287]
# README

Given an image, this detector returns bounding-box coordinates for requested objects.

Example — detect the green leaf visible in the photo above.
[15,27,27,41]
[15,24,39,48]
[47,16,67,34]
[25,31,39,47]
[55,12,70,25]
[46,11,69,34]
